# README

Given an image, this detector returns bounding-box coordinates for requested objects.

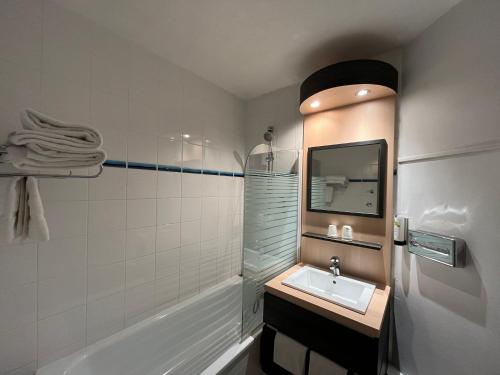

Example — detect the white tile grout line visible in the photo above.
[122,81,131,325]
[35,241,39,370]
[35,1,45,368]
[84,17,93,349]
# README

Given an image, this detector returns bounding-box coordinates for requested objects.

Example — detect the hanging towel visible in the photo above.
[26,177,49,241]
[273,332,308,375]
[15,176,27,238]
[0,177,22,243]
[20,109,102,148]
[0,177,49,243]
[324,186,334,204]
[308,351,348,375]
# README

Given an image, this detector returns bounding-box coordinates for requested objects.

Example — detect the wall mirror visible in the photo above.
[307,139,387,217]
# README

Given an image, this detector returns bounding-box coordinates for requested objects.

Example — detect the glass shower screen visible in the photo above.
[241,149,300,337]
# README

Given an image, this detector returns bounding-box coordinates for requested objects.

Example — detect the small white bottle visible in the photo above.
[394,216,408,245]
[342,225,353,240]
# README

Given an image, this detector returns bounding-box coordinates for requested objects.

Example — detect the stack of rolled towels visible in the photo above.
[0,109,106,243]
[6,109,106,170]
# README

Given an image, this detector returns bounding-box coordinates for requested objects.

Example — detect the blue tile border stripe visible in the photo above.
[103,160,126,168]
[127,162,157,171]
[103,160,244,177]
[182,167,202,174]
[202,169,219,176]
[158,164,182,172]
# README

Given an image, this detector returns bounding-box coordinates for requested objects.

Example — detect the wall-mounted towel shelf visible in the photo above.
[0,165,103,178]
[302,232,382,250]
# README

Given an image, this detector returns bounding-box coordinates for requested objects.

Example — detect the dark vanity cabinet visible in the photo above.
[261,293,390,375]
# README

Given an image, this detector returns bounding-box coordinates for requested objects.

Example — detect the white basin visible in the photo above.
[281,265,376,314]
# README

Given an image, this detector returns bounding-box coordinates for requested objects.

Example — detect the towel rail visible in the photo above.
[0,164,103,178]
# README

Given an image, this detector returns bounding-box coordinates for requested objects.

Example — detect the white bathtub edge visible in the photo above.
[36,277,243,375]
[200,336,254,375]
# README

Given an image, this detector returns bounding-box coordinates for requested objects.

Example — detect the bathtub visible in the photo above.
[37,276,254,375]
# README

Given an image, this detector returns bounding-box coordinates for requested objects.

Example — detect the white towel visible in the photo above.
[0,177,49,243]
[21,109,102,148]
[3,145,106,170]
[308,351,348,375]
[325,175,347,186]
[273,332,307,375]
[15,176,27,238]
[324,186,334,204]
[26,177,49,241]
[5,108,106,170]
[0,177,22,243]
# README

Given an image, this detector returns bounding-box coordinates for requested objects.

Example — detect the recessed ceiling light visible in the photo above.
[169,137,175,141]
[310,100,320,108]
[356,89,370,97]
[183,134,190,139]
[205,139,211,143]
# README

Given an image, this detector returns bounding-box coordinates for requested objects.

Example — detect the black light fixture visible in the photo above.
[299,59,398,114]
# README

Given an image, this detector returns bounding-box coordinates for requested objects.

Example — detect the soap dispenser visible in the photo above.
[394,216,408,246]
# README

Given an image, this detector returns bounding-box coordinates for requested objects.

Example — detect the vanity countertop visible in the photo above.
[264,264,391,338]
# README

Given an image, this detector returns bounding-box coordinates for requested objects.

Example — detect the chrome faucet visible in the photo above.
[329,256,341,277]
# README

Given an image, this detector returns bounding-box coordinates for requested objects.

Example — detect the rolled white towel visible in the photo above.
[9,130,103,151]
[20,109,102,148]
[6,109,106,170]
[2,145,106,170]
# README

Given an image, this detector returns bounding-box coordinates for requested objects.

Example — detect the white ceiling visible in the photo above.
[54,0,461,99]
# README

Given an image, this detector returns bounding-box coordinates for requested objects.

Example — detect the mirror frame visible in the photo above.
[306,139,387,218]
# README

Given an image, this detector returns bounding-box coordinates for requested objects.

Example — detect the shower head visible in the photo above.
[263,127,274,143]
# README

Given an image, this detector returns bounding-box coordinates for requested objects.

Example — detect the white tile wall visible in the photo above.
[86,291,125,345]
[37,238,86,319]
[157,172,181,198]
[181,198,202,222]
[37,305,86,367]
[244,84,303,154]
[0,1,245,372]
[126,227,156,259]
[87,261,125,302]
[158,138,182,166]
[156,197,181,226]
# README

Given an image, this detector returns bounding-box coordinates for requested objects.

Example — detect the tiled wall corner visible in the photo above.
[0,1,245,373]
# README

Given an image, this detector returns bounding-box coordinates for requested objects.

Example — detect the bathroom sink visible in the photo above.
[281,265,375,314]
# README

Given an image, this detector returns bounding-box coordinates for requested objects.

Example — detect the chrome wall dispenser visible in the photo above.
[408,230,466,267]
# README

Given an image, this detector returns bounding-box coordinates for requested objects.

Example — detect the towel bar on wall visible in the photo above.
[0,145,104,178]
[0,165,103,178]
